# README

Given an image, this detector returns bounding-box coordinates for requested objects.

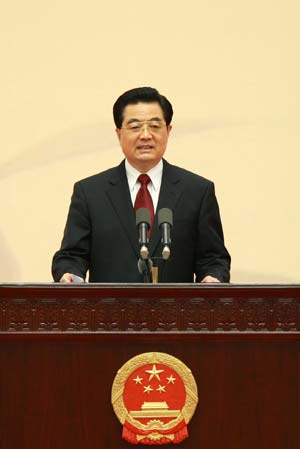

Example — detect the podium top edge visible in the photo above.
[1,282,300,289]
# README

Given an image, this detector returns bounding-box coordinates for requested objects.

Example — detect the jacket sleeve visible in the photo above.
[194,182,231,282]
[52,182,91,282]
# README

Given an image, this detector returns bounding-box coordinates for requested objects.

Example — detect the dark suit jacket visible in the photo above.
[52,159,230,282]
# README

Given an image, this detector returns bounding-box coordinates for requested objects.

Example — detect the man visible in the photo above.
[52,87,230,283]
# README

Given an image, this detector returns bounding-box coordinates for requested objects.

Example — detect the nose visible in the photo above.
[140,123,152,138]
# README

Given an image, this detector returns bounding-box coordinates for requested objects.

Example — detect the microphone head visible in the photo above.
[136,207,151,227]
[162,245,171,260]
[158,208,173,227]
[140,244,149,260]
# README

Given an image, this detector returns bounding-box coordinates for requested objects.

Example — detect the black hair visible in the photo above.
[113,87,173,128]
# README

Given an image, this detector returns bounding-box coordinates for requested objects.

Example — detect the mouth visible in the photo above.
[136,145,154,150]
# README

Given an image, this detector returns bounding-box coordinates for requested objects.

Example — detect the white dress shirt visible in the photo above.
[125,159,163,212]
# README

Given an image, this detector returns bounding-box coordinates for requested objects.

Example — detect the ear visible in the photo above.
[166,124,172,136]
[115,128,121,141]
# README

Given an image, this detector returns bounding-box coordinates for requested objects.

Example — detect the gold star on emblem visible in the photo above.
[133,375,143,384]
[157,385,166,393]
[143,385,153,394]
[166,375,176,384]
[145,364,164,381]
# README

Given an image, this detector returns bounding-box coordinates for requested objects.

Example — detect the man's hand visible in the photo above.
[59,273,74,283]
[201,275,220,283]
[60,273,84,283]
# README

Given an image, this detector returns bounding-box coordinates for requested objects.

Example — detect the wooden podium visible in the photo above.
[0,283,299,449]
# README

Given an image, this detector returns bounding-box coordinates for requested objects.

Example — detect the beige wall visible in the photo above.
[1,1,299,282]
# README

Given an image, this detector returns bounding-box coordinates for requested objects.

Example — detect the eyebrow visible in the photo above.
[125,117,163,125]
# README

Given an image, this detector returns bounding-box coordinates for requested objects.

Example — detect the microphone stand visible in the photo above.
[138,257,153,283]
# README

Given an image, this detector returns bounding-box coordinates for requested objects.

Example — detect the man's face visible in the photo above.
[116,102,172,172]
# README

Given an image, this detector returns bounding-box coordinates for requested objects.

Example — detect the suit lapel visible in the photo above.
[149,160,183,256]
[105,161,140,258]
[105,159,183,261]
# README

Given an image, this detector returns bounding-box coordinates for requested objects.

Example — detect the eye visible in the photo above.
[128,123,142,130]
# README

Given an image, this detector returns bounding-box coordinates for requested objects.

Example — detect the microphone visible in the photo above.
[158,208,173,260]
[136,207,151,260]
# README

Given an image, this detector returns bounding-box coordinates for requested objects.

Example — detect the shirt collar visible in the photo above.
[125,159,163,192]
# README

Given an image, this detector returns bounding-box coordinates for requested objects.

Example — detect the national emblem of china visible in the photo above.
[111,352,198,445]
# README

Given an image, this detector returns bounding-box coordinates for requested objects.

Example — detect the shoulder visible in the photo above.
[163,159,214,188]
[74,161,125,190]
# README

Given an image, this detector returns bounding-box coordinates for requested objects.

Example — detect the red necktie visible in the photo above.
[134,174,154,235]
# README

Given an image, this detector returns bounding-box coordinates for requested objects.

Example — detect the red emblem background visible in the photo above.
[111,352,198,445]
